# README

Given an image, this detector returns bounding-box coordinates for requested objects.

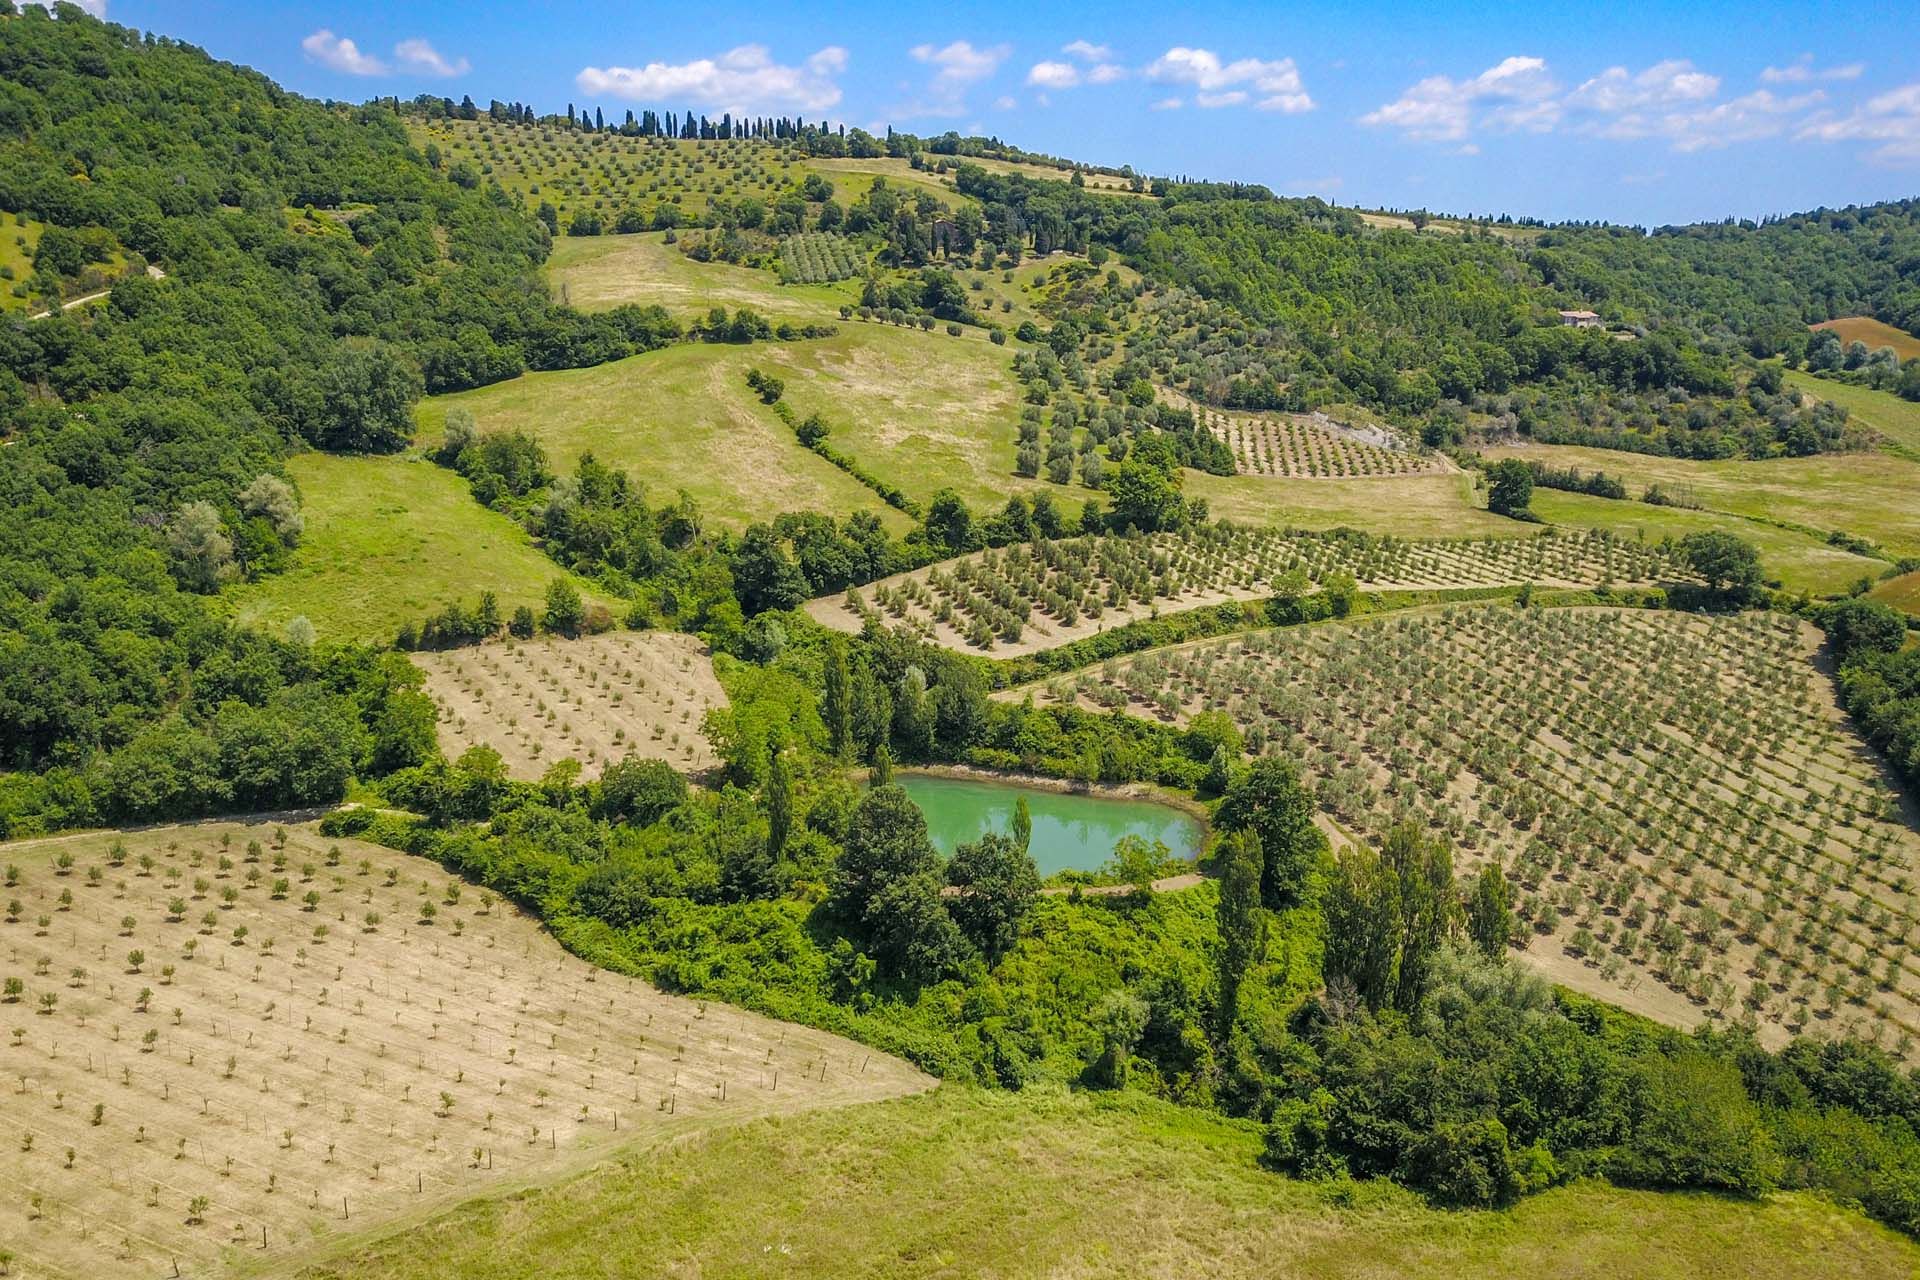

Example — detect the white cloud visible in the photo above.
[1151,96,1183,111]
[1146,47,1313,113]
[1591,88,1821,151]
[1361,55,1556,141]
[911,40,1009,92]
[993,94,1018,111]
[393,39,469,78]
[577,44,846,112]
[1027,61,1080,89]
[25,0,106,14]
[301,30,388,77]
[1567,60,1719,112]
[899,40,1010,116]
[1762,54,1865,84]
[1027,44,1126,91]
[1798,82,1920,165]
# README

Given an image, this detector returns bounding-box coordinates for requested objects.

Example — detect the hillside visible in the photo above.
[7,7,1920,1278]
[302,1086,1920,1280]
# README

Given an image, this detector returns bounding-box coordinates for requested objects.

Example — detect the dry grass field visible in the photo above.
[1869,569,1920,616]
[1017,606,1920,1048]
[1480,440,1920,558]
[0,820,929,1280]
[412,633,728,781]
[1810,317,1920,362]
[810,525,1685,656]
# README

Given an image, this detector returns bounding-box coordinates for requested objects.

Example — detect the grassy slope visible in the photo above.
[417,341,905,532]
[292,1085,1919,1280]
[1529,490,1884,596]
[1191,468,1523,539]
[548,231,860,321]
[0,210,43,312]
[1789,372,1920,454]
[226,452,598,642]
[418,325,1095,524]
[1810,318,1920,363]
[1870,570,1920,615]
[1481,441,1920,560]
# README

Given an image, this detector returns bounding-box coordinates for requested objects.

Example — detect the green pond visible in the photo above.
[895,774,1203,877]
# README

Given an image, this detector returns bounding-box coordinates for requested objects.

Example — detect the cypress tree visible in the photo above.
[766,748,792,858]
[1215,829,1265,1042]
[824,638,853,760]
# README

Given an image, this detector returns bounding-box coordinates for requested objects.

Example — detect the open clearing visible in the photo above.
[298,1085,1918,1280]
[0,820,928,1280]
[1788,372,1920,456]
[416,341,906,533]
[225,453,600,645]
[1188,467,1518,536]
[547,232,857,323]
[1529,489,1885,597]
[1811,317,1920,362]
[1018,607,1920,1049]
[413,632,728,781]
[1481,440,1920,559]
[417,324,1069,524]
[811,525,1684,656]
[1869,570,1920,616]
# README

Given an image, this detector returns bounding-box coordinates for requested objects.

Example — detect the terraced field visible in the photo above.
[1020,607,1920,1048]
[810,525,1686,655]
[0,821,928,1280]
[413,633,728,780]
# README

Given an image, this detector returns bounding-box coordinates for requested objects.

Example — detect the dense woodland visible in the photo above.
[7,3,1920,1249]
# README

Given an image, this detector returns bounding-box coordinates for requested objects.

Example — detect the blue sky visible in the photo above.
[77,0,1920,225]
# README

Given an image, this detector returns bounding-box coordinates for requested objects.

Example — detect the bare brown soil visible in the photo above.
[414,632,728,781]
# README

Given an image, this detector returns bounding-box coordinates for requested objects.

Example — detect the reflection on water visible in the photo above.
[895,774,1202,877]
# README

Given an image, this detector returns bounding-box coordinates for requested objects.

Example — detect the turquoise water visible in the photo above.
[894,774,1203,877]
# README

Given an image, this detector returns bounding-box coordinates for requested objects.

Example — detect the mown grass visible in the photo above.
[418,325,1085,524]
[1530,489,1883,595]
[1481,441,1920,559]
[548,232,860,322]
[1788,372,1920,455]
[1190,468,1523,539]
[226,451,598,642]
[290,1085,1920,1280]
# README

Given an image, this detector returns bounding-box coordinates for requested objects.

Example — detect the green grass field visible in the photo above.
[1190,467,1526,539]
[0,210,44,313]
[225,452,598,643]
[1481,441,1920,560]
[548,232,860,321]
[1870,569,1920,615]
[291,1085,1919,1280]
[547,229,1060,334]
[419,325,1096,524]
[1788,372,1920,455]
[1529,489,1883,595]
